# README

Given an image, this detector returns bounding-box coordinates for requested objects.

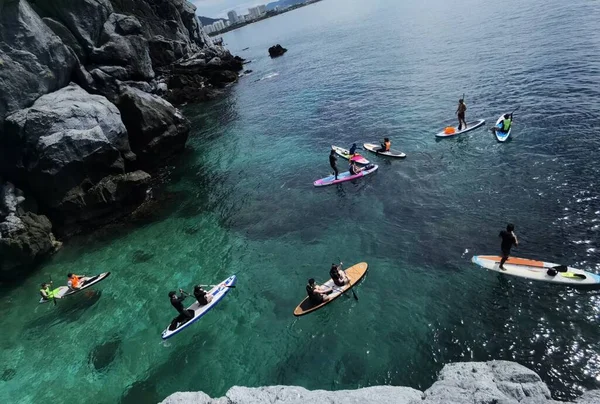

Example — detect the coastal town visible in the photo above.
[201,0,323,36]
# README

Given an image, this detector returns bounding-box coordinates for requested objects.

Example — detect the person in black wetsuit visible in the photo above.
[169,289,193,319]
[349,143,358,155]
[193,285,213,306]
[499,223,519,270]
[329,150,338,180]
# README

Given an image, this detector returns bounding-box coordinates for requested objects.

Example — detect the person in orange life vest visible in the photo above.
[377,138,391,153]
[67,273,86,290]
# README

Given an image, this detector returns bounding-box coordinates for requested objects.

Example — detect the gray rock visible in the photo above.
[0,212,57,280]
[42,17,86,61]
[422,361,552,403]
[30,0,114,53]
[115,86,189,166]
[1,83,130,207]
[207,57,222,67]
[114,14,142,36]
[577,390,600,403]
[148,36,188,67]
[55,170,151,233]
[158,392,217,404]
[90,13,154,81]
[0,182,22,217]
[0,0,76,126]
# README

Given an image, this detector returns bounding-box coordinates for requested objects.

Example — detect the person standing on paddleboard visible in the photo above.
[329,150,339,180]
[499,224,519,270]
[456,99,467,130]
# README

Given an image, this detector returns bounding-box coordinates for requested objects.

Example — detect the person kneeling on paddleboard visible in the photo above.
[377,138,391,153]
[499,223,519,270]
[193,285,213,306]
[169,290,193,319]
[329,150,339,180]
[67,273,86,290]
[494,114,512,133]
[40,282,57,301]
[306,278,332,304]
[456,99,467,130]
[330,263,349,287]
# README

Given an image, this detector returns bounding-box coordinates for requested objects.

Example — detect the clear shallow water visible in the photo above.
[2,0,600,402]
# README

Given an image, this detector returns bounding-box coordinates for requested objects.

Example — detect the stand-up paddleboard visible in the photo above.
[435,119,485,138]
[39,272,111,304]
[363,143,406,158]
[331,145,370,165]
[471,256,600,286]
[161,275,236,340]
[314,165,378,187]
[494,114,511,142]
[294,262,368,317]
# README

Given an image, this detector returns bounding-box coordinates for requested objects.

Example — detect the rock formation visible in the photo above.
[268,44,287,58]
[159,361,600,404]
[0,0,243,279]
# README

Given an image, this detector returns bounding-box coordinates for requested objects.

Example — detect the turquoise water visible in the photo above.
[3,0,600,402]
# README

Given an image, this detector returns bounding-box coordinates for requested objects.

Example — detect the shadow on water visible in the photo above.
[131,250,154,264]
[88,335,122,372]
[1,368,16,381]
[24,291,103,335]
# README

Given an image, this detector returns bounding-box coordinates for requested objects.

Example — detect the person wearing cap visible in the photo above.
[456,99,467,130]
[493,113,513,134]
[193,285,213,306]
[330,262,349,287]
[306,278,333,304]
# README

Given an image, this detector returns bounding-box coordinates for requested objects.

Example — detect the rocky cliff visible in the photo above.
[160,361,600,404]
[0,0,243,280]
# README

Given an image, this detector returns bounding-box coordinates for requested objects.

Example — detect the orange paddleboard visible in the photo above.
[293,262,368,317]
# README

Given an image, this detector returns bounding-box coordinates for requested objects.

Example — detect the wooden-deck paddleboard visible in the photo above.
[293,262,368,317]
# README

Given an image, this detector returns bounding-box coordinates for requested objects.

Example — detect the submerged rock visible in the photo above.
[160,361,599,404]
[268,44,287,58]
[89,338,122,371]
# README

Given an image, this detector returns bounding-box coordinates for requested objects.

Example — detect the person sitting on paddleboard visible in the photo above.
[306,278,332,304]
[377,138,391,153]
[329,150,339,180]
[67,273,86,290]
[456,99,467,130]
[330,263,349,287]
[169,289,193,320]
[499,223,519,270]
[349,160,365,176]
[40,282,57,301]
[193,285,213,306]
[494,113,512,133]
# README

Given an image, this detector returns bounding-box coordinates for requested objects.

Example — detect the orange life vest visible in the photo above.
[71,275,80,288]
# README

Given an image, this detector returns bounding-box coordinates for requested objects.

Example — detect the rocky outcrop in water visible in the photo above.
[160,361,600,404]
[0,0,242,279]
[268,44,287,58]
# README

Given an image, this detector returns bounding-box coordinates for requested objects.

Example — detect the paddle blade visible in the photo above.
[552,265,568,272]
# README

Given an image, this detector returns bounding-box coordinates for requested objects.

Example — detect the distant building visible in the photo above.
[213,20,226,31]
[248,5,266,19]
[227,10,238,24]
[204,24,214,34]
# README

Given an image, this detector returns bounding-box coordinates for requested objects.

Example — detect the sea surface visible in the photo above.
[2,0,600,402]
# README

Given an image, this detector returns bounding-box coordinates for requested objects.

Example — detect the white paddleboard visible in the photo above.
[39,272,111,304]
[363,143,406,158]
[161,275,236,340]
[435,119,485,138]
[471,256,600,286]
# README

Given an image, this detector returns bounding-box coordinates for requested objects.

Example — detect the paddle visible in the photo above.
[547,265,586,279]
[337,260,358,301]
[198,284,236,289]
[490,106,520,132]
[49,274,57,306]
